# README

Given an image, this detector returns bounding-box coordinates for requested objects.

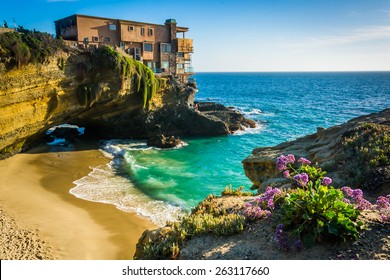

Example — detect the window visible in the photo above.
[177,52,184,58]
[143,43,153,52]
[92,36,98,42]
[177,63,184,69]
[128,26,134,31]
[161,61,170,69]
[148,28,153,36]
[141,27,145,36]
[104,37,111,42]
[161,43,171,53]
[108,24,117,31]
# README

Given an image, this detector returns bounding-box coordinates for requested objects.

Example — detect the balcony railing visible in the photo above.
[185,67,195,74]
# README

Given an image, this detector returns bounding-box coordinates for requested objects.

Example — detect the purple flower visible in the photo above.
[298,157,311,165]
[341,186,353,197]
[294,173,309,186]
[274,224,290,251]
[342,198,351,204]
[294,240,304,252]
[322,177,332,186]
[276,155,290,171]
[287,154,295,164]
[376,196,390,209]
[283,170,290,178]
[351,189,363,199]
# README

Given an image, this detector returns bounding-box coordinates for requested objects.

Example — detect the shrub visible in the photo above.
[276,154,364,246]
[341,123,390,188]
[221,185,253,196]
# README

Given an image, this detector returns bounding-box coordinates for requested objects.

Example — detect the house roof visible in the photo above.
[55,14,189,31]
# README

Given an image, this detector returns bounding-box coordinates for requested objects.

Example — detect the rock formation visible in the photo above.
[242,109,390,195]
[0,40,254,159]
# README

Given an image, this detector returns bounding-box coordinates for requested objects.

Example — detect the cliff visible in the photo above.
[0,31,254,158]
[243,109,390,195]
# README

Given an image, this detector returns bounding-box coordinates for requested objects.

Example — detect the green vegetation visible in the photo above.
[138,194,246,259]
[221,185,254,196]
[341,123,390,188]
[95,46,161,108]
[0,26,64,69]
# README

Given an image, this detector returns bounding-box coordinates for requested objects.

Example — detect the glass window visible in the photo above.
[104,37,111,42]
[108,24,117,31]
[177,52,184,58]
[141,27,145,36]
[128,26,134,31]
[144,43,153,52]
[148,28,153,36]
[177,63,184,69]
[92,36,98,42]
[161,61,170,69]
[161,43,171,53]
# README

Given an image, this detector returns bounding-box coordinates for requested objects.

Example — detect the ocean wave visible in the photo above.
[69,164,184,226]
[232,122,265,136]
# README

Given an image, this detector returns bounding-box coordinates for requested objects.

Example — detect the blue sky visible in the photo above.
[1,0,390,71]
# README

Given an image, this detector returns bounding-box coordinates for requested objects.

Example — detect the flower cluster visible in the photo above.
[276,154,295,171]
[243,203,271,221]
[253,186,281,210]
[274,224,290,251]
[298,157,311,165]
[322,177,332,186]
[341,186,372,210]
[376,195,390,223]
[293,173,309,187]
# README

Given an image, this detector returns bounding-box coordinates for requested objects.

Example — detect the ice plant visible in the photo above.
[253,186,281,210]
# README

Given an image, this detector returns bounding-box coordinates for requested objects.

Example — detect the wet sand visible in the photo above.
[0,142,156,260]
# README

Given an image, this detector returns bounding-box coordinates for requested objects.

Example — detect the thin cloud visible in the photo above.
[283,25,390,48]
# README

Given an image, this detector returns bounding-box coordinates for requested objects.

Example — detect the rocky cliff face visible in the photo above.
[242,109,390,195]
[0,46,254,158]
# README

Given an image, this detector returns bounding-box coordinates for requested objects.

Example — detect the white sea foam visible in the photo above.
[69,140,186,226]
[232,122,265,136]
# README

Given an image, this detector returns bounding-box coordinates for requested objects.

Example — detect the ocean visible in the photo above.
[69,72,390,226]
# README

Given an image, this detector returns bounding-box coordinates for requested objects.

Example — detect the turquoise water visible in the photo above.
[70,72,390,226]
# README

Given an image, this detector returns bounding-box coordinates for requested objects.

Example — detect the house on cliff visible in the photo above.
[54,14,194,79]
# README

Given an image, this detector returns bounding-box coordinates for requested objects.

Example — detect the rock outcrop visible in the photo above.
[242,109,390,195]
[0,42,254,158]
[147,134,183,149]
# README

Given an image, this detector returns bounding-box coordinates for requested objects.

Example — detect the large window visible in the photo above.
[108,24,117,31]
[143,43,153,52]
[161,43,171,53]
[141,27,145,36]
[148,28,153,36]
[161,61,170,69]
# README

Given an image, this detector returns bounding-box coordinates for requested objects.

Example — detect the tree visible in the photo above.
[3,20,8,28]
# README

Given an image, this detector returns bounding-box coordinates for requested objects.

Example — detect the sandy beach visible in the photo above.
[0,142,156,260]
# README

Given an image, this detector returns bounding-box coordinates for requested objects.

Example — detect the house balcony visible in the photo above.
[185,67,195,74]
[177,38,194,53]
[60,26,77,38]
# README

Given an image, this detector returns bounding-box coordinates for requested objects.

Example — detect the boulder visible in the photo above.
[147,135,183,149]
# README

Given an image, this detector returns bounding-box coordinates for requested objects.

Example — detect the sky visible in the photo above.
[1,0,390,71]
